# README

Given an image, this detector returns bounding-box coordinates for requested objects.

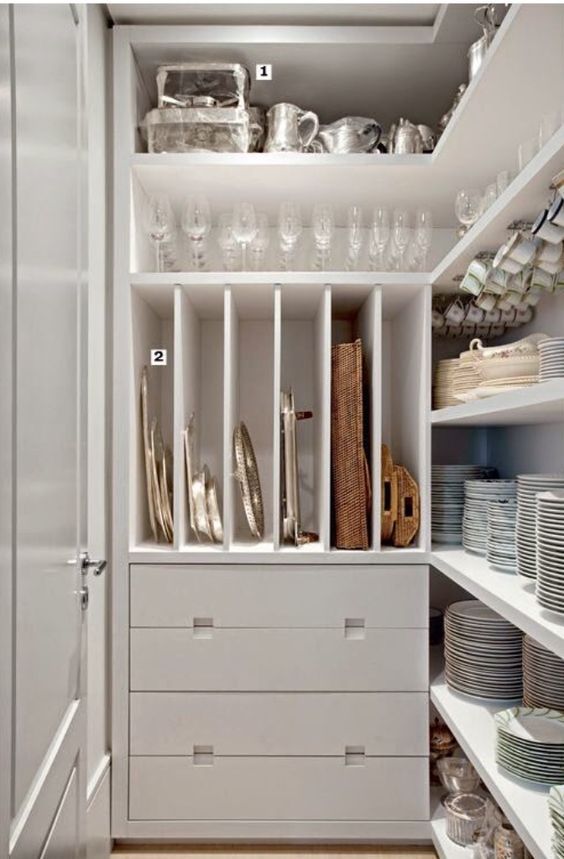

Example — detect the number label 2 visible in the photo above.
[256,63,272,81]
[150,348,167,366]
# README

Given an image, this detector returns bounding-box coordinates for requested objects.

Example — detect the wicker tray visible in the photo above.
[393,464,420,548]
[381,443,397,543]
[331,340,369,549]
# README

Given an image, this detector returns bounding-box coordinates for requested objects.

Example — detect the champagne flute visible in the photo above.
[217,212,239,270]
[312,203,334,271]
[249,212,270,271]
[392,208,411,270]
[181,194,211,270]
[232,202,257,270]
[370,206,390,270]
[143,193,175,272]
[414,208,433,271]
[345,205,364,271]
[278,201,302,270]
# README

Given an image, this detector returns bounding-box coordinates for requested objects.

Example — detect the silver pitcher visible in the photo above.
[265,103,319,153]
[468,5,497,81]
[388,118,424,154]
[317,116,381,154]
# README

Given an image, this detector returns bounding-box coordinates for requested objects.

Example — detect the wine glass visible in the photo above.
[143,193,175,272]
[181,194,211,270]
[455,189,482,238]
[370,206,390,270]
[312,203,334,271]
[392,208,411,270]
[249,212,270,270]
[346,205,364,271]
[232,202,257,270]
[217,212,239,270]
[278,201,303,270]
[414,208,433,271]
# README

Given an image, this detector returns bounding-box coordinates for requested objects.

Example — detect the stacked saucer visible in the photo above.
[549,785,564,859]
[453,350,481,403]
[434,359,460,409]
[523,635,564,710]
[487,499,517,571]
[445,600,522,700]
[516,474,564,578]
[495,707,564,785]
[432,465,496,544]
[463,480,516,556]
[536,490,564,615]
[539,338,564,381]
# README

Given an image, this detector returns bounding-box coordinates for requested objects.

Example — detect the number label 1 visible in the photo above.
[256,63,272,81]
[151,348,167,366]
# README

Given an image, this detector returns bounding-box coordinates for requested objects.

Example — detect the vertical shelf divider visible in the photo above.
[272,284,282,551]
[317,284,332,552]
[223,285,238,550]
[172,286,184,550]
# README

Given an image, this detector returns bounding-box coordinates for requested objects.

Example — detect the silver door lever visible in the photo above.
[78,551,107,576]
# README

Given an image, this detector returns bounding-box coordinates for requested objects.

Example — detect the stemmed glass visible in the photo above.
[392,208,411,270]
[249,212,270,270]
[181,195,211,270]
[455,189,482,238]
[414,208,433,271]
[278,202,303,270]
[143,193,176,272]
[312,203,334,271]
[232,202,257,270]
[369,206,390,271]
[218,213,239,270]
[345,205,364,271]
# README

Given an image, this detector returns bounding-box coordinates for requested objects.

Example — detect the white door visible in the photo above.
[0,4,89,858]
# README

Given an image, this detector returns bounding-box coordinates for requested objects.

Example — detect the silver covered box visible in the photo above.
[156,62,250,109]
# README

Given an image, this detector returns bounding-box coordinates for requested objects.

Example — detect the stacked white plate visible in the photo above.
[432,465,496,544]
[433,359,460,409]
[495,707,564,785]
[539,338,564,380]
[453,351,481,403]
[487,499,517,571]
[523,635,564,709]
[549,785,564,859]
[463,480,516,556]
[445,600,522,700]
[516,474,564,578]
[536,490,564,615]
[475,377,538,398]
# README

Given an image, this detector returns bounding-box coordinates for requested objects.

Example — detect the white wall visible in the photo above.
[85,4,111,855]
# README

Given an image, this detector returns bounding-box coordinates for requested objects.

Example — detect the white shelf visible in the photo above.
[431,672,551,859]
[430,789,474,859]
[432,381,564,427]
[432,546,564,661]
[128,544,430,564]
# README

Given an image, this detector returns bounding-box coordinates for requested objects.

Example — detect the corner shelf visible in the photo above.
[431,381,564,427]
[431,672,551,859]
[432,546,564,661]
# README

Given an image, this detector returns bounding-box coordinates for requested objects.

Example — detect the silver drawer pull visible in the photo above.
[344,618,365,639]
[193,745,214,765]
[345,746,366,766]
[193,617,214,638]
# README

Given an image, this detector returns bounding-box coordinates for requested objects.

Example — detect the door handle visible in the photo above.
[78,551,107,576]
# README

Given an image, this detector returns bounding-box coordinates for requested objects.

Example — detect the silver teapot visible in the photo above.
[388,118,424,154]
[317,116,381,154]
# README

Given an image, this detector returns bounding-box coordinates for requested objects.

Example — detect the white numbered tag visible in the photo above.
[150,348,167,366]
[256,63,272,81]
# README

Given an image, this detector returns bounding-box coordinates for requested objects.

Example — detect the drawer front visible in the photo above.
[130,691,429,756]
[130,628,428,692]
[130,564,428,628]
[129,756,429,821]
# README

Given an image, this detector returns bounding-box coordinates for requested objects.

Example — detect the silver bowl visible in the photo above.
[438,756,481,793]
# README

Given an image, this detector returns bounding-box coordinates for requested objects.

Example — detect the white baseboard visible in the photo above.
[87,756,111,859]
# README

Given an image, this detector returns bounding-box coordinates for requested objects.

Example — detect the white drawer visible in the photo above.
[129,755,429,821]
[130,627,428,692]
[129,564,428,628]
[130,691,428,756]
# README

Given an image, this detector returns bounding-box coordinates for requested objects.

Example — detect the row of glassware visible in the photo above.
[142,193,434,272]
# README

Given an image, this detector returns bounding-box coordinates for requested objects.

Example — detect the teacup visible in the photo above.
[500,307,517,324]
[475,292,497,311]
[548,196,564,227]
[475,323,491,338]
[493,244,523,273]
[532,208,564,243]
[444,299,466,324]
[505,231,537,265]
[504,290,522,307]
[465,303,485,323]
[460,258,490,295]
[536,238,563,263]
[515,305,534,324]
[536,257,561,275]
[490,323,506,337]
[432,309,445,329]
[447,324,463,338]
[484,307,501,323]
[462,322,476,337]
[507,270,531,293]
[484,267,509,295]
[523,286,543,306]
[530,266,555,290]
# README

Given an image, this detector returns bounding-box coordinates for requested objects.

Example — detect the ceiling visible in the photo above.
[107,3,443,27]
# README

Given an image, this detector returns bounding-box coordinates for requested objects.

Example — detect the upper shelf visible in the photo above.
[432,380,564,427]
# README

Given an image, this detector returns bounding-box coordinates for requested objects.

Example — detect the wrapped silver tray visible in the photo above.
[143,106,256,153]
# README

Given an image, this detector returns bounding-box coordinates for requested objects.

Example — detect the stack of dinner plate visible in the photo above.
[487,499,517,571]
[536,490,564,615]
[433,359,460,409]
[445,600,522,700]
[523,635,564,710]
[463,480,516,556]
[549,785,564,859]
[453,349,481,403]
[432,465,496,544]
[539,338,564,381]
[495,706,564,785]
[516,474,564,578]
